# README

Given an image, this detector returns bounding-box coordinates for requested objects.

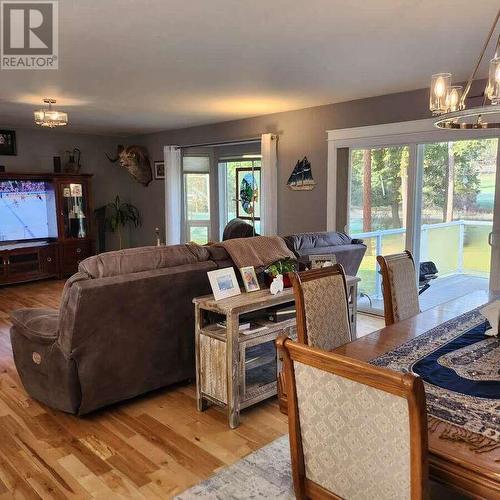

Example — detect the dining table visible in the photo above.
[332,290,500,500]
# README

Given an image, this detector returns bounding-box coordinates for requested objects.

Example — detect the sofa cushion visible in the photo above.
[284,231,353,253]
[10,308,59,343]
[79,244,211,278]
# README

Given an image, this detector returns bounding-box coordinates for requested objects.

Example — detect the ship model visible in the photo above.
[287,156,316,191]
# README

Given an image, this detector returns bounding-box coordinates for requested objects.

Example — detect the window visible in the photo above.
[183,155,211,244]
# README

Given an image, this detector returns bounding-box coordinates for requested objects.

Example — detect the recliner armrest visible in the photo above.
[10,308,59,344]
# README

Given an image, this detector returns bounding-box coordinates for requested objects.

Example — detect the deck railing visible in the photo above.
[353,220,492,299]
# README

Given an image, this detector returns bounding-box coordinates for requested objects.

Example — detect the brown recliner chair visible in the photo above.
[10,244,216,415]
[222,218,258,240]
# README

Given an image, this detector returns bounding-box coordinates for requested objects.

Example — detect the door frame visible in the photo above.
[327,118,500,293]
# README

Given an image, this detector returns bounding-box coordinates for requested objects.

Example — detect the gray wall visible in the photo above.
[0,127,134,250]
[129,81,485,247]
[127,86,420,246]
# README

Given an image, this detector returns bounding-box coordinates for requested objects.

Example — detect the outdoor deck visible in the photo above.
[358,273,489,313]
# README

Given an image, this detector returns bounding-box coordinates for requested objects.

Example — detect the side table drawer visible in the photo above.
[199,336,227,404]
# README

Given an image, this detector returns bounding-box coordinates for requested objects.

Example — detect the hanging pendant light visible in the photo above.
[430,9,500,129]
[34,98,68,128]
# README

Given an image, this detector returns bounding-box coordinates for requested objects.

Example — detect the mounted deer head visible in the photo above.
[106,145,152,186]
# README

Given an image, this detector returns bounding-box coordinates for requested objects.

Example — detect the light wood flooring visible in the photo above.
[0,279,383,499]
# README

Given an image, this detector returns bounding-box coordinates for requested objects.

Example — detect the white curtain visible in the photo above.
[260,133,278,235]
[164,145,182,245]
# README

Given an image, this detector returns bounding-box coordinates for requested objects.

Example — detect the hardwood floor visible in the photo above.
[0,279,383,499]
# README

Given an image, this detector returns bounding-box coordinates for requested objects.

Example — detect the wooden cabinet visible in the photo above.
[0,172,94,285]
[0,243,59,285]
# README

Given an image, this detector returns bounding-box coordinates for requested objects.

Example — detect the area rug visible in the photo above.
[175,436,293,499]
[371,305,500,454]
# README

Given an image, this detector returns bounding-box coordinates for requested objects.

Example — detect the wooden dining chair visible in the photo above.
[377,250,420,326]
[278,265,352,414]
[277,336,429,500]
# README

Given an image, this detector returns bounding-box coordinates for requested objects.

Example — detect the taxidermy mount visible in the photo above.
[106,145,152,186]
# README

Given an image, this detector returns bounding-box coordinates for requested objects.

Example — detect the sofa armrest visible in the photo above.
[10,308,59,344]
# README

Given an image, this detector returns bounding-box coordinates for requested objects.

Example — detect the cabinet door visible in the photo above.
[0,253,8,282]
[39,245,58,276]
[56,181,89,240]
[60,240,92,276]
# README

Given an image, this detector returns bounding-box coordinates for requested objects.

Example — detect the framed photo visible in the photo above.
[154,161,165,180]
[236,167,260,220]
[240,266,260,293]
[0,130,17,156]
[207,268,241,301]
[309,254,337,269]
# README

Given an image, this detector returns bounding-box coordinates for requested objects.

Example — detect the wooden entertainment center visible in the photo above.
[0,172,94,285]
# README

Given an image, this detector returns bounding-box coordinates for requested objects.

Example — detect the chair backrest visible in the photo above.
[277,337,428,500]
[290,264,351,351]
[377,250,420,326]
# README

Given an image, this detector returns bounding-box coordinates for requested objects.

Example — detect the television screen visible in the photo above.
[0,180,58,242]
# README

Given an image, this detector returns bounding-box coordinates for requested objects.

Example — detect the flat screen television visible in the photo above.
[0,180,58,243]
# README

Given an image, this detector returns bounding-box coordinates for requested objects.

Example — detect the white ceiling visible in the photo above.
[1,0,499,136]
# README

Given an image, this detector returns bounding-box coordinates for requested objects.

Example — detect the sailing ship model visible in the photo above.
[287,156,316,191]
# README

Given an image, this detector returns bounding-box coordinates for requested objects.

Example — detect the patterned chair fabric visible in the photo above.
[301,272,351,351]
[294,361,412,499]
[380,252,420,324]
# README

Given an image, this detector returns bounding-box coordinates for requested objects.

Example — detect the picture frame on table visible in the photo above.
[0,130,17,156]
[309,254,337,269]
[207,268,241,301]
[239,266,260,293]
[154,161,165,180]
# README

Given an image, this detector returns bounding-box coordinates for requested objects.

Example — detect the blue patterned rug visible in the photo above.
[371,306,500,454]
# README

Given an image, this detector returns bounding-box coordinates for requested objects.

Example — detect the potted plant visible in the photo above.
[264,258,298,288]
[96,195,141,250]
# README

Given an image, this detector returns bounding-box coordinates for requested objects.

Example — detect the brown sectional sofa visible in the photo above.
[10,232,366,415]
[10,244,216,414]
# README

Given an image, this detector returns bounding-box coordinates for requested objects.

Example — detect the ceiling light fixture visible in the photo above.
[430,8,500,129]
[34,98,68,128]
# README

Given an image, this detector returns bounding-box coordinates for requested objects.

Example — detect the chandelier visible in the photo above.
[430,9,500,129]
[34,98,68,128]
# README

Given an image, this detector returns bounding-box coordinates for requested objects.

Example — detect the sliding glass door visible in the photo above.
[348,137,499,314]
[218,157,261,238]
[348,146,409,311]
[417,138,498,309]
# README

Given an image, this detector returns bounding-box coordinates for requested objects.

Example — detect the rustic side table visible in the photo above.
[193,275,360,429]
[193,288,296,429]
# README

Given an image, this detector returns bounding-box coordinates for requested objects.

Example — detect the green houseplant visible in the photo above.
[97,195,141,250]
[264,258,298,288]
